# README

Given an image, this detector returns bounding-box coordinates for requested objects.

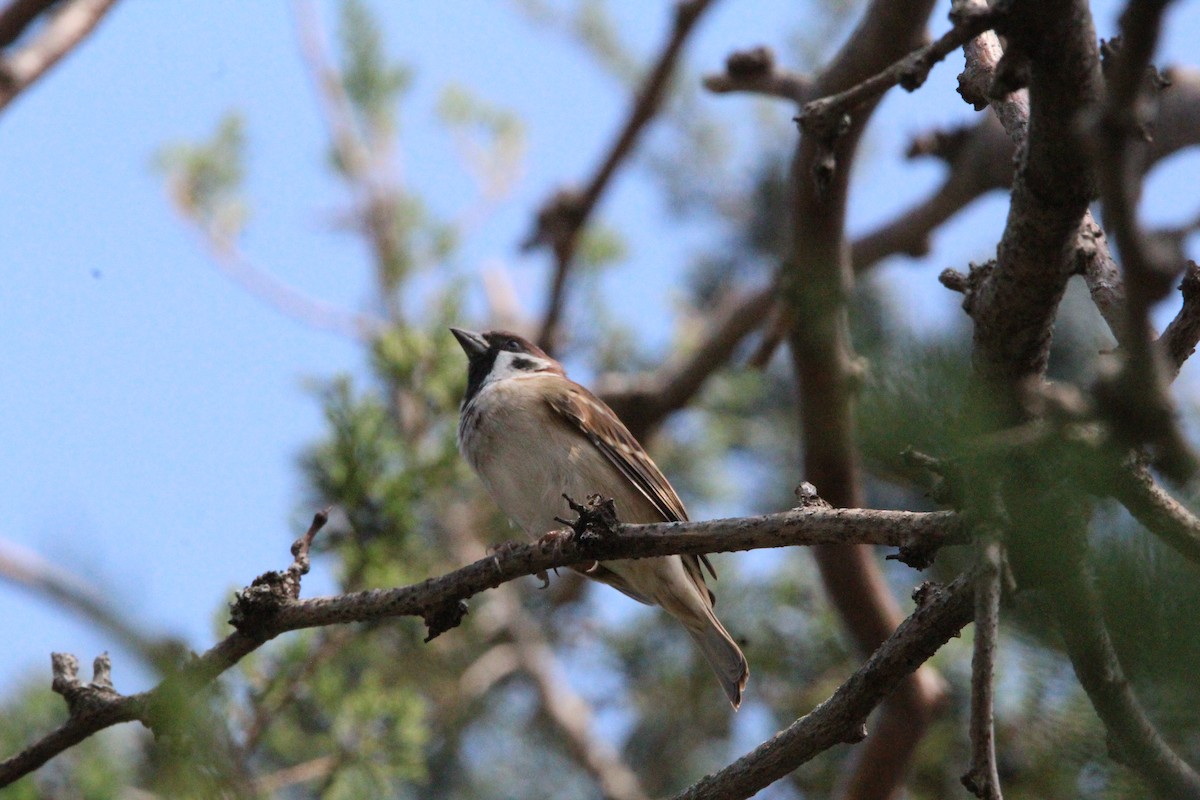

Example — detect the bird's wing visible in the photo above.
[546,382,718,594]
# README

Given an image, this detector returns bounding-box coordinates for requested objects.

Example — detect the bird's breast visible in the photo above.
[459,378,652,536]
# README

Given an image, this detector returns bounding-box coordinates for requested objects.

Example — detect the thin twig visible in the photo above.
[0,504,965,787]
[961,540,1003,800]
[798,2,1001,143]
[0,0,120,113]
[701,45,812,103]
[528,0,717,352]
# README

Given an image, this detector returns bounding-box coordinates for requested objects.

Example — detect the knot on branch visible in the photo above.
[911,580,943,609]
[230,508,329,632]
[522,188,585,255]
[939,260,993,316]
[421,599,470,643]
[794,482,830,510]
[51,652,122,718]
[555,493,621,543]
[841,722,868,744]
[724,46,774,79]
[906,125,974,163]
[960,767,1000,799]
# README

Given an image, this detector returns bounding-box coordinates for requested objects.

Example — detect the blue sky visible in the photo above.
[1,0,1197,701]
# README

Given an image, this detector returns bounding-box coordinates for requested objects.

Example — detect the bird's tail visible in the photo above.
[685,608,749,710]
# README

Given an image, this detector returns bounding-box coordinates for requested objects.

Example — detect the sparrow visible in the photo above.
[451,327,749,709]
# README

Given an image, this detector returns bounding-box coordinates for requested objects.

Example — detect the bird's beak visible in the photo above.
[450,327,489,358]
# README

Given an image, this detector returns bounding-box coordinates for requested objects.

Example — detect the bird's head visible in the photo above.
[450,328,562,404]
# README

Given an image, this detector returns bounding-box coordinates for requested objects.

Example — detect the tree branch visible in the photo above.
[960,0,1102,408]
[701,45,812,103]
[961,541,1003,800]
[1090,0,1197,482]
[784,1,948,797]
[0,538,177,671]
[0,504,965,788]
[0,0,59,47]
[1109,461,1200,566]
[1047,566,1200,798]
[1158,261,1200,378]
[0,0,118,113]
[851,114,1013,272]
[672,574,976,800]
[596,285,774,440]
[526,0,716,353]
[498,588,650,800]
[798,2,1001,144]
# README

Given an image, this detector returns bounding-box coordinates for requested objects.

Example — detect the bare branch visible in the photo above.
[960,0,1102,407]
[672,574,975,800]
[0,0,119,113]
[1089,2,1197,482]
[596,285,774,440]
[527,0,717,353]
[702,46,812,103]
[0,504,965,787]
[961,541,1003,800]
[1158,261,1200,377]
[851,114,1013,272]
[0,538,175,671]
[1048,567,1200,798]
[798,3,1001,144]
[499,589,650,800]
[0,0,58,47]
[785,0,950,795]
[1109,461,1200,566]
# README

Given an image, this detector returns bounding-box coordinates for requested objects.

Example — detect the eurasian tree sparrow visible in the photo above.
[451,327,749,708]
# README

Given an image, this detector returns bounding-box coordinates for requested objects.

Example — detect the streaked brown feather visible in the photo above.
[546,382,718,602]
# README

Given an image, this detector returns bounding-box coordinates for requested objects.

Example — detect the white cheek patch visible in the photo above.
[487,350,555,384]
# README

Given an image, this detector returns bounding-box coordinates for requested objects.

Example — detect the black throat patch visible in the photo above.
[462,349,499,408]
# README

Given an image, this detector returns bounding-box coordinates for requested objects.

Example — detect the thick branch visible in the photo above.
[528,0,716,352]
[786,1,947,798]
[963,0,1102,406]
[1090,1,1196,481]
[0,0,118,113]
[673,574,975,800]
[0,505,964,787]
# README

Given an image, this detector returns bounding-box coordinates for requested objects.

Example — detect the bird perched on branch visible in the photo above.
[451,327,749,708]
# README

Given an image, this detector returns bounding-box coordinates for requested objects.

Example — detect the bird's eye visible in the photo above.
[504,339,520,351]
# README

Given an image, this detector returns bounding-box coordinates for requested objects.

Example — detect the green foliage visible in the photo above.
[155,112,247,241]
[338,0,412,139]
